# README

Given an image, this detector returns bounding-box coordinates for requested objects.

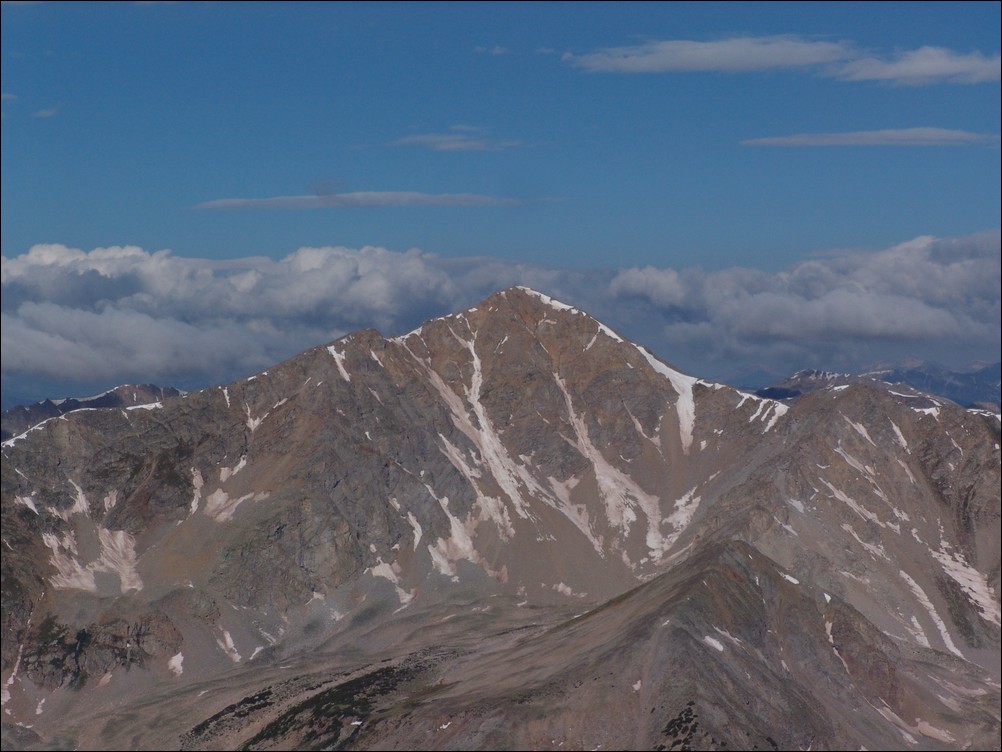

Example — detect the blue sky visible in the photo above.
[2,2,1000,407]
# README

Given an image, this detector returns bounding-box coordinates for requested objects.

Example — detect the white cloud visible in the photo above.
[742,127,1000,147]
[194,191,520,210]
[566,35,1000,86]
[474,45,510,56]
[835,46,1001,85]
[2,232,998,399]
[567,35,853,73]
[390,126,521,152]
[1,244,463,386]
[31,105,58,118]
[612,230,1000,351]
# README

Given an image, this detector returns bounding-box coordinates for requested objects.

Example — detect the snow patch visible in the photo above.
[427,488,480,580]
[896,459,917,485]
[215,628,242,663]
[633,347,698,453]
[102,490,118,513]
[840,523,889,561]
[370,559,414,605]
[219,456,247,483]
[204,489,269,522]
[126,402,162,411]
[49,480,91,521]
[762,402,788,432]
[844,416,876,446]
[245,404,265,431]
[15,496,39,515]
[42,528,143,593]
[889,420,908,451]
[95,528,143,591]
[931,549,1000,626]
[781,573,800,585]
[820,478,885,530]
[189,468,204,516]
[702,636,725,652]
[168,652,184,676]
[554,373,667,559]
[406,512,423,550]
[826,618,851,673]
[1,644,23,708]
[898,571,963,658]
[834,444,875,478]
[551,582,586,598]
[666,489,702,548]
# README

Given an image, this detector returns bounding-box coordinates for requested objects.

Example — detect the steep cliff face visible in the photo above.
[2,287,999,750]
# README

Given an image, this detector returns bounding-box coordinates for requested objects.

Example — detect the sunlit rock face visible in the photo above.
[2,286,999,751]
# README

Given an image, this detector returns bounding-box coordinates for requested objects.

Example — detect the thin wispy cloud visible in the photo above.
[566,34,1000,86]
[194,191,520,210]
[1,93,16,101]
[836,46,1001,85]
[474,45,510,56]
[566,35,853,73]
[31,105,59,118]
[742,127,1000,147]
[390,125,521,152]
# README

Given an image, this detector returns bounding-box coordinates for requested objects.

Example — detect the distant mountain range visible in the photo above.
[756,362,1001,409]
[1,384,184,442]
[2,287,999,750]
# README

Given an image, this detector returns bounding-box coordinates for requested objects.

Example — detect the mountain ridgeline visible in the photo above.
[1,287,999,751]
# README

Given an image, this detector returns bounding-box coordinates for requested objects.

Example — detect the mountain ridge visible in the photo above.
[1,286,999,750]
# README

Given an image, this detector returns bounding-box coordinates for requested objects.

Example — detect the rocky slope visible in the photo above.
[2,286,999,750]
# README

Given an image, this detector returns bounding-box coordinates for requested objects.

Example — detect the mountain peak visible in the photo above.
[1,287,998,751]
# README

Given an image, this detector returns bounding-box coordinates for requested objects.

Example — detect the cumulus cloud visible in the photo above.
[835,46,1001,85]
[194,191,520,210]
[2,231,998,402]
[390,126,521,152]
[1,245,464,389]
[742,127,1000,147]
[566,34,1000,86]
[611,230,1000,376]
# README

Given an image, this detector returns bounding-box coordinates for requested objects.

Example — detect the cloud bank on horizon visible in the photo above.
[2,230,998,404]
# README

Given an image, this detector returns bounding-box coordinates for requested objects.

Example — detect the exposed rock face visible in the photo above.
[1,286,999,750]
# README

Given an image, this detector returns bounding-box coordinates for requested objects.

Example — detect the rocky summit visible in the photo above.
[2,286,999,751]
